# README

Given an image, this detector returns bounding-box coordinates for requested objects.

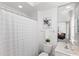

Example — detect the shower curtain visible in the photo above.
[0,9,39,56]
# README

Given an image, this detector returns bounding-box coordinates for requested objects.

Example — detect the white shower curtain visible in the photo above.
[0,9,39,56]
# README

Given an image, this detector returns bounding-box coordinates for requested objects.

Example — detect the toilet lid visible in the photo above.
[39,52,48,56]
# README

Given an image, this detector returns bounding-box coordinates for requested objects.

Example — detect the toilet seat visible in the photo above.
[39,52,48,56]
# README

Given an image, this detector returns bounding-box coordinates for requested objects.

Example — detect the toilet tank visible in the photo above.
[43,43,53,54]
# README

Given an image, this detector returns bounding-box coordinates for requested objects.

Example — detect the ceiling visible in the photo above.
[28,2,69,7]
[0,2,71,20]
[27,2,40,6]
[0,2,70,12]
[28,2,70,11]
[0,2,38,20]
[0,2,37,15]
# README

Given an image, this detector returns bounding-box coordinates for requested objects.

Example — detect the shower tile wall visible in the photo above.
[0,9,39,56]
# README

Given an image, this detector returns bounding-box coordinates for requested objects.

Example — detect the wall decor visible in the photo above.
[43,17,52,29]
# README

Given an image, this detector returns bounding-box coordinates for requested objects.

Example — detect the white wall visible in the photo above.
[70,10,75,44]
[59,23,66,33]
[74,4,79,46]
[0,9,39,56]
[37,7,57,47]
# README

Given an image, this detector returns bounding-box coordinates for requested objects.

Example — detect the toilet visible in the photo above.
[39,43,53,56]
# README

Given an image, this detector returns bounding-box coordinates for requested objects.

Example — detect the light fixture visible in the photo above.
[18,5,23,8]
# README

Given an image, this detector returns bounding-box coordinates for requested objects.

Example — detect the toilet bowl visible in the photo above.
[39,43,53,56]
[39,52,48,56]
